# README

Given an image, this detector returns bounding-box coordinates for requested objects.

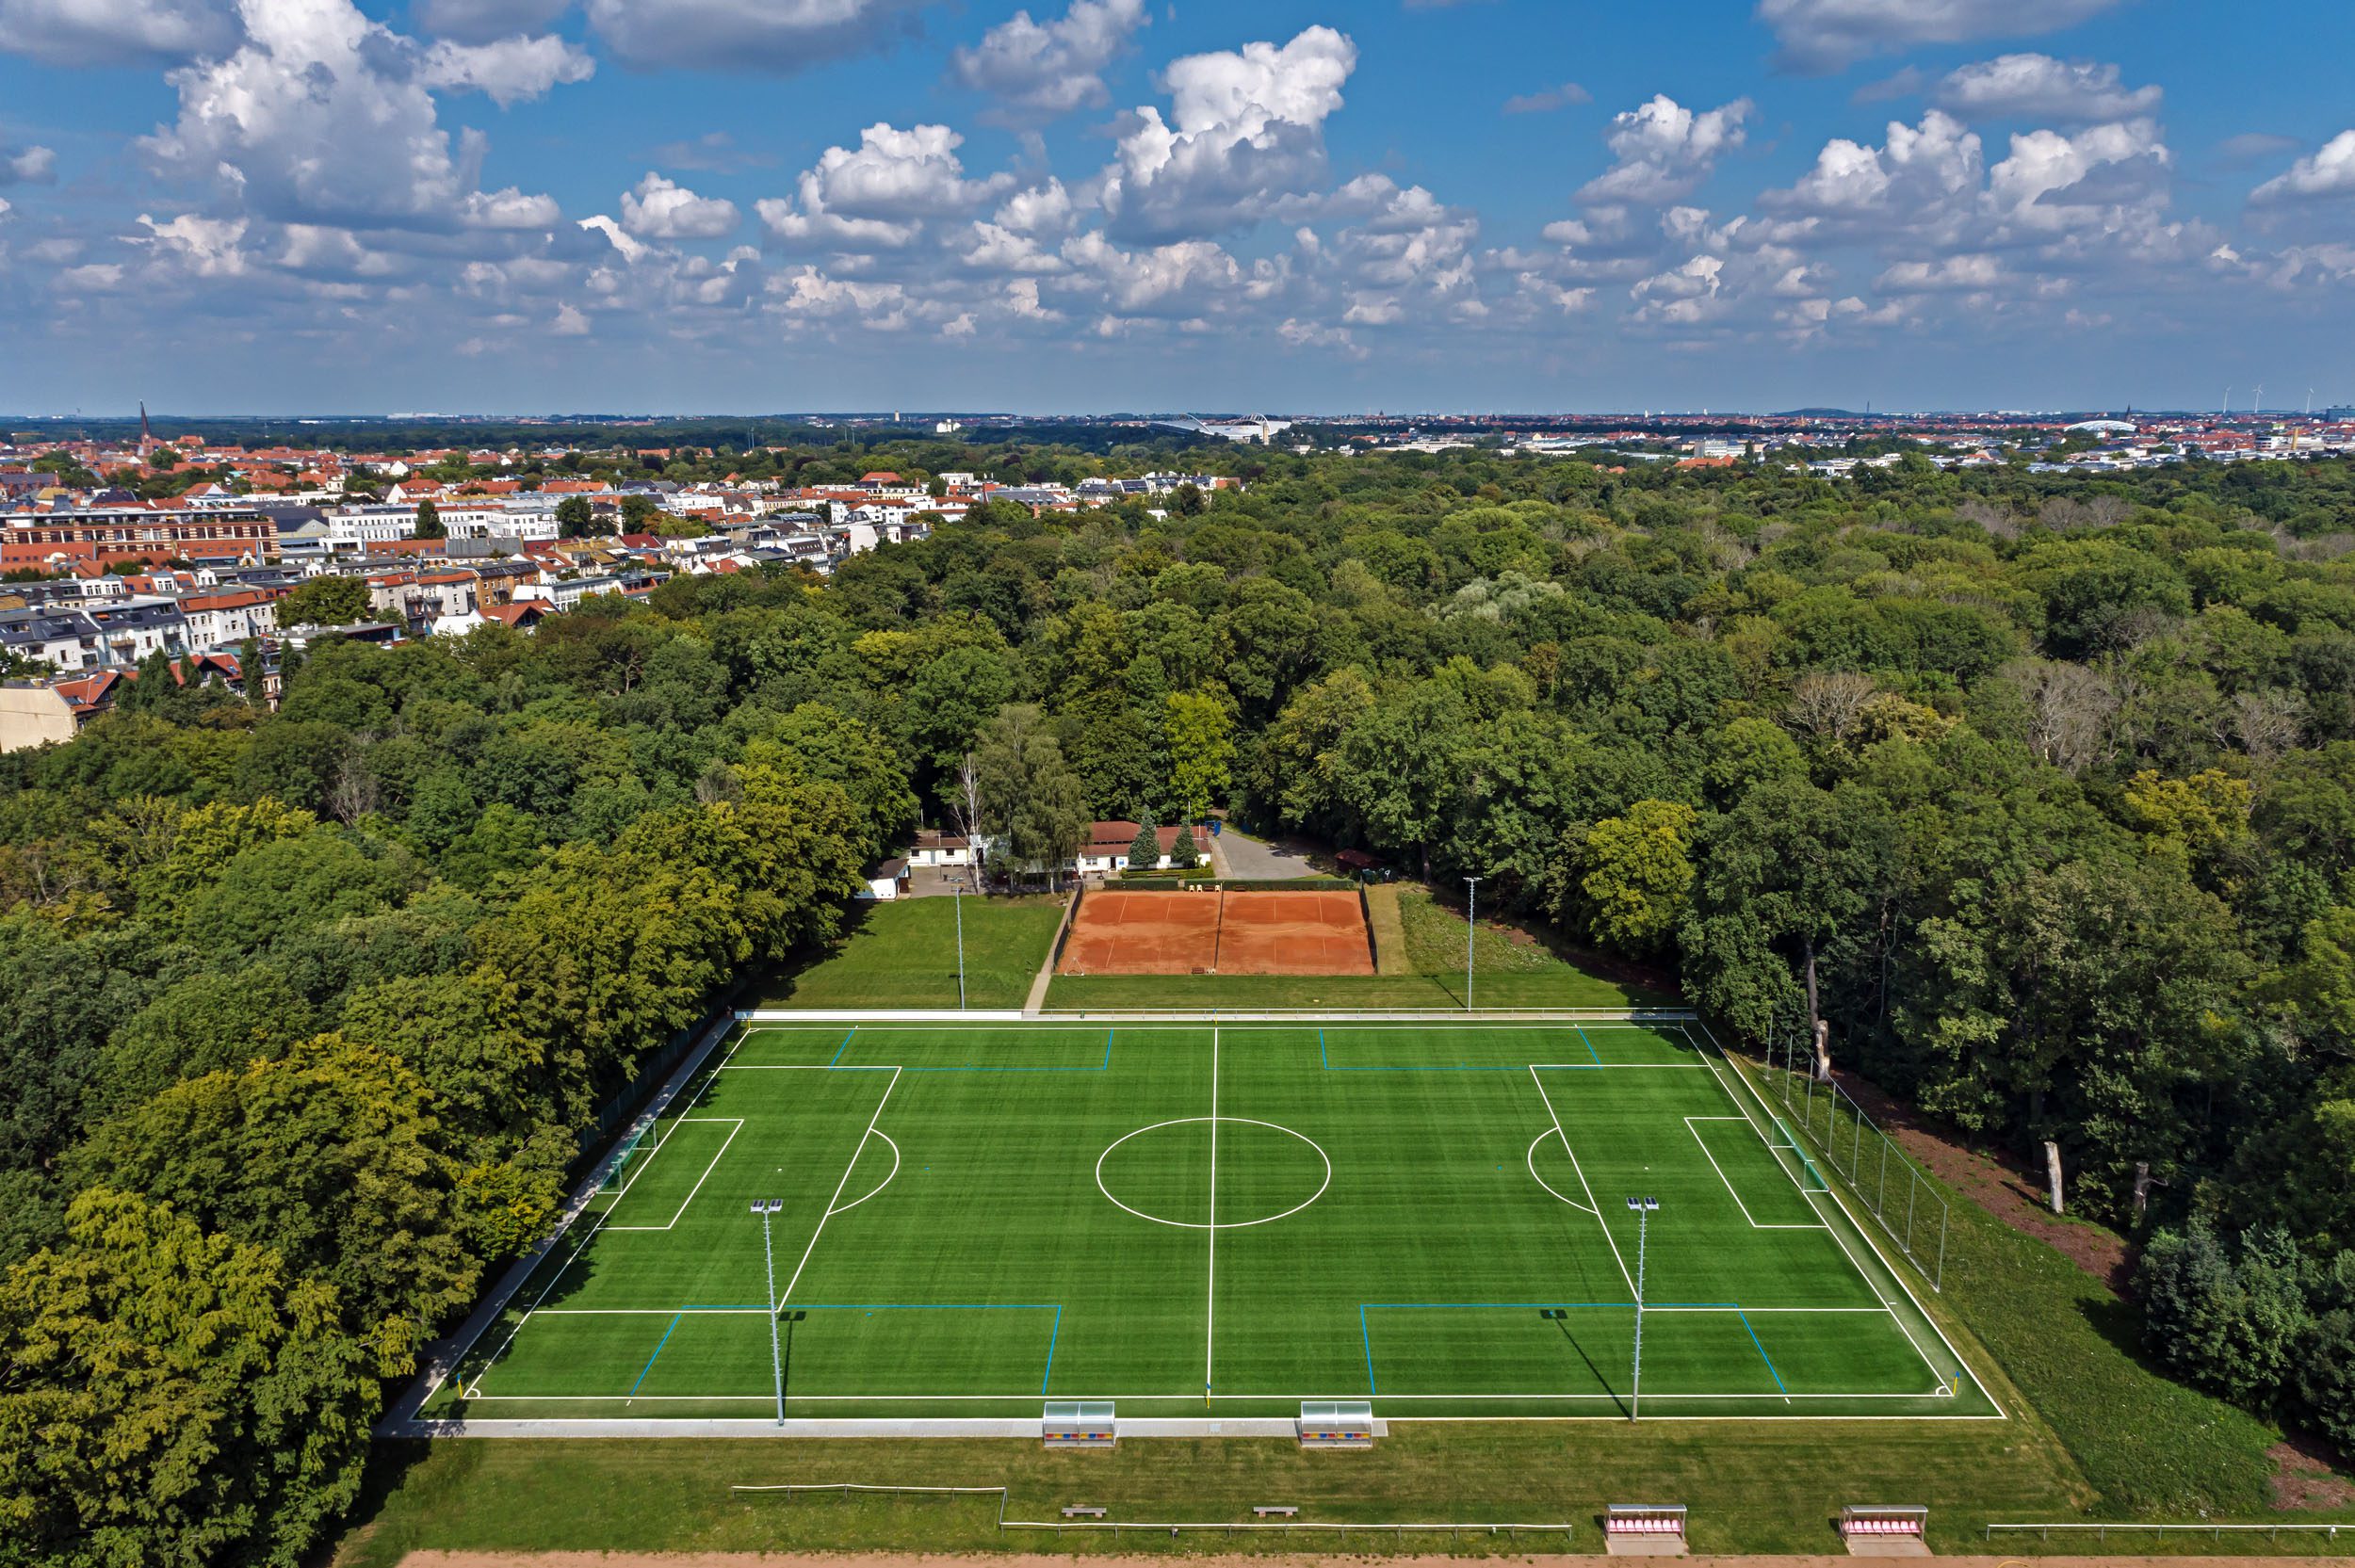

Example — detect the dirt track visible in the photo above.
[396,1544,2346,1554]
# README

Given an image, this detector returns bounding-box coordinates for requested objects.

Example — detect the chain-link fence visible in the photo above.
[1760,1010,1950,1292]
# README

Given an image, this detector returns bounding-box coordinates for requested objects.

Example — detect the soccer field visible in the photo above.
[427,1017,1997,1425]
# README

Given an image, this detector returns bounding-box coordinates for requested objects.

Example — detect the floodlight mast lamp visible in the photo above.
[1626,1197,1659,1421]
[953,882,966,1011]
[754,1199,786,1425]
[1463,876,1483,1012]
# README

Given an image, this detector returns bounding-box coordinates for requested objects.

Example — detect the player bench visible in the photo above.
[1255,1506,1299,1518]
[1841,1506,1928,1555]
[1605,1505,1688,1556]
[1296,1399,1375,1448]
[1061,1506,1107,1518]
[1042,1401,1115,1448]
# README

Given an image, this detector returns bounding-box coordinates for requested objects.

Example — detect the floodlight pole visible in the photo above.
[953,883,967,1011]
[1626,1197,1659,1421]
[755,1200,785,1426]
[1463,876,1483,1012]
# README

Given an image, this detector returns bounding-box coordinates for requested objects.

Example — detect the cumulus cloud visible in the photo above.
[1098,25,1357,243]
[1987,118,2170,233]
[1757,0,2130,74]
[1931,55,2159,122]
[583,0,929,73]
[1765,110,1982,227]
[1578,95,1752,205]
[1876,251,2004,290]
[418,34,594,107]
[1,145,57,185]
[2250,131,2355,205]
[621,171,740,239]
[413,0,569,43]
[133,210,250,277]
[950,0,1145,124]
[758,122,1012,251]
[139,0,577,231]
[0,0,237,66]
[552,300,591,334]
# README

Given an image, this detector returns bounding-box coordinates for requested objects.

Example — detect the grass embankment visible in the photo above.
[1045,888,1665,1011]
[1364,883,1413,975]
[761,896,1066,1011]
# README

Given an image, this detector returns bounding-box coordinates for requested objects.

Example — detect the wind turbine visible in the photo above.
[2253,383,2266,415]
[2222,386,2233,417]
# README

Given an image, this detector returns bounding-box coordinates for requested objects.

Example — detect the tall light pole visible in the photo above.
[1625,1196,1659,1421]
[1463,875,1483,1012]
[754,1199,786,1425]
[953,882,967,1011]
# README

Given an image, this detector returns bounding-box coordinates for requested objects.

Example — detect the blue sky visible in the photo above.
[1,0,2351,414]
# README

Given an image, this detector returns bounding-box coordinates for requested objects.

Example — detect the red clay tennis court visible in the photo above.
[1057,887,1376,976]
[1057,889,1222,975]
[1214,889,1376,976]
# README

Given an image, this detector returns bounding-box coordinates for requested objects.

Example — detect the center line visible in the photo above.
[1206,1024,1219,1400]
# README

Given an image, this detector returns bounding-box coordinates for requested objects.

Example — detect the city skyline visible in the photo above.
[2,0,2352,412]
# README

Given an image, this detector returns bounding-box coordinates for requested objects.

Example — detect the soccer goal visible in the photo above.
[596,1119,660,1196]
[1765,1113,1830,1192]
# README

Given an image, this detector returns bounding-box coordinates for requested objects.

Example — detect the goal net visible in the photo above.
[1766,1114,1830,1192]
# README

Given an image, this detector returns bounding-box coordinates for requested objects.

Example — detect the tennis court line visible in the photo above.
[776,1067,902,1307]
[1525,1065,1637,1297]
[603,1119,742,1233]
[1683,1116,1827,1230]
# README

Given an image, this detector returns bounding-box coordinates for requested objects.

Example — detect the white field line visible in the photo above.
[1683,1116,1826,1230]
[1206,1024,1219,1398]
[1525,1065,1636,1298]
[603,1119,742,1232]
[1526,1128,1599,1214]
[460,1215,612,1399]
[826,1130,901,1218]
[535,1307,767,1315]
[463,1387,1966,1403]
[1701,1025,2001,1413]
[607,1114,734,1206]
[775,1067,902,1308]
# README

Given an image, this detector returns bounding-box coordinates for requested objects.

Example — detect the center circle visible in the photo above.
[1095,1117,1331,1230]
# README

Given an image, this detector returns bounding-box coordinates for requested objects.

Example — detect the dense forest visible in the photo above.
[4,442,2355,1561]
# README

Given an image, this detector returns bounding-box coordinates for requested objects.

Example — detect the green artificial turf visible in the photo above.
[761,895,1066,1010]
[429,1020,1984,1423]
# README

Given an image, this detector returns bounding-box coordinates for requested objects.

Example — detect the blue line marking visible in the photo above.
[827,1027,856,1066]
[1575,1025,1603,1065]
[1360,1304,1377,1394]
[1104,1028,1114,1068]
[1042,1305,1062,1393]
[628,1311,683,1396]
[1321,1028,1328,1070]
[1738,1308,1789,1395]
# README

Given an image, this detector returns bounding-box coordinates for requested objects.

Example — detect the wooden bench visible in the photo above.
[1254,1506,1300,1518]
[1061,1506,1107,1519]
